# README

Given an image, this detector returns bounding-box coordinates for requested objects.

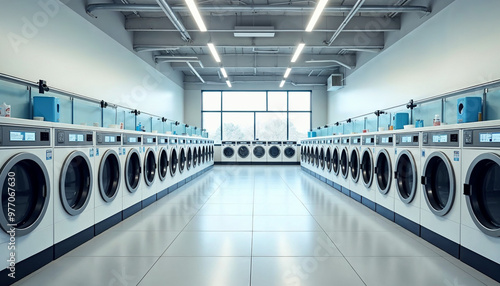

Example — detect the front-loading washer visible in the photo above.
[236,141,252,164]
[209,140,215,166]
[94,130,122,235]
[267,141,283,164]
[156,135,170,200]
[317,138,329,183]
[53,128,95,258]
[394,131,421,236]
[374,132,396,221]
[204,139,210,168]
[168,137,180,192]
[420,129,461,258]
[176,137,188,188]
[252,141,267,164]
[349,135,362,202]
[122,133,143,219]
[460,125,500,283]
[0,122,54,284]
[185,138,194,181]
[192,139,199,171]
[141,134,157,208]
[323,138,334,187]
[360,134,376,210]
[221,141,236,164]
[330,136,341,191]
[338,135,351,196]
[282,141,298,164]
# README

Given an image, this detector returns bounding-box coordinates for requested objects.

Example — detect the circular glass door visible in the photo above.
[170,148,178,176]
[125,149,141,193]
[179,148,186,174]
[0,153,50,236]
[223,147,234,158]
[350,148,360,183]
[193,147,198,167]
[464,153,500,236]
[205,146,209,161]
[332,147,339,175]
[158,148,169,181]
[98,150,121,203]
[269,146,280,159]
[314,147,319,167]
[375,149,392,195]
[60,151,93,215]
[306,147,311,163]
[395,150,417,203]
[340,148,349,179]
[143,148,156,186]
[361,149,374,188]
[253,146,265,158]
[422,151,455,216]
[320,147,325,170]
[285,147,296,158]
[198,147,202,163]
[238,146,250,158]
[187,147,192,170]
[325,148,332,172]
[301,146,305,162]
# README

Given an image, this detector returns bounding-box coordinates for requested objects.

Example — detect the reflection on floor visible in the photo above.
[15,166,499,286]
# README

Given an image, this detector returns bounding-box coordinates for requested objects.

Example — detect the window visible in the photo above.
[202,90,311,142]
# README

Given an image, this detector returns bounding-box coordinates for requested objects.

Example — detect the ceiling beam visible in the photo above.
[126,15,400,32]
[183,74,329,85]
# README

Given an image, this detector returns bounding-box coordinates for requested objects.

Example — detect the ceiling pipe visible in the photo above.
[154,0,191,41]
[86,4,430,15]
[186,62,205,83]
[327,0,366,46]
[305,59,354,70]
[291,82,326,86]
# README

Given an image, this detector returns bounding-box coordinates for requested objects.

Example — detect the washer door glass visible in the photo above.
[205,146,209,161]
[238,146,250,158]
[269,146,280,159]
[361,149,373,188]
[422,152,455,216]
[307,147,311,163]
[332,148,339,175]
[340,148,349,179]
[319,148,325,169]
[198,147,202,163]
[314,147,319,167]
[170,149,178,176]
[179,148,186,173]
[144,148,156,186]
[202,147,206,163]
[193,147,198,167]
[254,146,265,158]
[464,153,500,236]
[187,148,192,170]
[395,150,417,203]
[99,150,120,203]
[375,149,392,194]
[158,148,169,180]
[0,153,50,236]
[325,148,332,172]
[61,151,93,215]
[223,147,234,158]
[285,147,295,159]
[350,148,360,182]
[125,149,141,193]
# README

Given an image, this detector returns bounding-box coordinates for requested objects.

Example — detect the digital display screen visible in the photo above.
[10,131,36,141]
[381,137,389,143]
[147,138,153,143]
[170,139,177,144]
[366,138,371,144]
[68,134,84,142]
[342,139,348,144]
[480,132,500,143]
[180,139,185,144]
[432,134,447,143]
[105,136,116,143]
[160,139,166,144]
[353,138,359,143]
[402,136,412,143]
[129,137,137,143]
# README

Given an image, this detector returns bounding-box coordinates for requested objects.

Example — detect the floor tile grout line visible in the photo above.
[249,173,256,286]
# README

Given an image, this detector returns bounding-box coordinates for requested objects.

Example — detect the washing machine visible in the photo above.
[236,141,252,164]
[141,134,157,208]
[185,138,195,181]
[394,131,421,236]
[349,136,362,202]
[338,135,351,196]
[94,130,122,234]
[374,132,396,221]
[204,140,210,167]
[196,140,202,169]
[156,135,170,199]
[176,137,188,187]
[122,133,143,219]
[267,141,283,164]
[192,139,199,170]
[330,136,341,191]
[168,137,180,189]
[323,138,334,186]
[210,140,215,165]
[221,141,236,164]
[252,141,267,164]
[0,123,54,283]
[318,139,326,175]
[282,141,298,164]
[360,134,376,210]
[460,125,500,282]
[420,129,461,258]
[312,140,320,170]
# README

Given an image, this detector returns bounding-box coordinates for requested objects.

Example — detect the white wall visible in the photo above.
[328,0,500,123]
[0,0,184,121]
[184,82,327,130]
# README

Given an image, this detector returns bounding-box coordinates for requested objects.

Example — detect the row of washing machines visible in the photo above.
[0,118,214,284]
[220,141,300,164]
[300,120,500,283]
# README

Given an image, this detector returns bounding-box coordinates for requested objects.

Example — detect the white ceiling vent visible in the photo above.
[327,74,344,91]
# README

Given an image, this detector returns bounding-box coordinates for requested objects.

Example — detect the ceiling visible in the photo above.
[86,0,432,86]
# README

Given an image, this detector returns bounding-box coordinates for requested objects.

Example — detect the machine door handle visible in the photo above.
[463,184,471,196]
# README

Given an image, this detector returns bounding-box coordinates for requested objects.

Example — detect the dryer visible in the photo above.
[0,123,54,283]
[394,131,421,236]
[349,136,362,202]
[94,131,122,235]
[156,136,170,199]
[176,137,188,187]
[122,133,143,219]
[267,141,283,164]
[460,125,500,282]
[221,141,237,163]
[142,134,157,208]
[338,135,351,196]
[252,141,267,163]
[420,129,461,258]
[282,141,298,164]
[53,128,95,257]
[374,132,396,221]
[236,141,252,164]
[360,134,376,210]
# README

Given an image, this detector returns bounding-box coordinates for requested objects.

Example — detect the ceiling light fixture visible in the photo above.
[185,0,207,32]
[284,68,292,78]
[226,80,232,87]
[233,26,275,37]
[220,67,228,78]
[207,43,221,63]
[291,43,305,63]
[280,80,286,88]
[305,0,329,32]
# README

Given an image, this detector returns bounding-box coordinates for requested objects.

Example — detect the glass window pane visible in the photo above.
[256,112,287,141]
[223,91,266,111]
[268,91,287,111]
[289,91,311,111]
[203,91,221,111]
[222,112,254,140]
[289,113,310,141]
[203,113,222,144]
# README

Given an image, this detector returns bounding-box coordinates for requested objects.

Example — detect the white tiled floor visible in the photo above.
[15,166,500,286]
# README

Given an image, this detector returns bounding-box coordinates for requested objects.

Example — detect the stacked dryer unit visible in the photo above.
[394,131,421,236]
[236,141,252,164]
[374,132,396,221]
[122,133,143,219]
[267,141,282,164]
[0,121,54,283]
[252,141,267,163]
[359,134,376,210]
[221,141,237,163]
[348,136,362,202]
[156,135,170,199]
[282,141,298,164]
[141,134,157,208]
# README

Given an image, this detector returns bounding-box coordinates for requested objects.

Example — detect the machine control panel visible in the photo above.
[222,141,236,146]
[237,141,251,145]
[464,128,500,147]
[158,137,168,144]
[362,136,375,145]
[395,133,419,146]
[422,131,459,147]
[169,138,177,145]
[268,141,282,145]
[143,136,157,145]
[341,138,350,145]
[123,134,142,145]
[0,126,51,147]
[96,133,122,145]
[351,136,361,145]
[252,141,266,145]
[56,129,93,146]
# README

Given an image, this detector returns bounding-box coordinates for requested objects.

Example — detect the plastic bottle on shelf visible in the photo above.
[0,102,11,117]
[433,114,441,126]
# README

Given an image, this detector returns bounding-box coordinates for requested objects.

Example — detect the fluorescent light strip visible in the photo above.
[207,43,221,63]
[226,80,232,87]
[280,80,286,88]
[185,0,207,32]
[305,0,329,32]
[291,43,305,63]
[220,67,228,78]
[284,67,292,78]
